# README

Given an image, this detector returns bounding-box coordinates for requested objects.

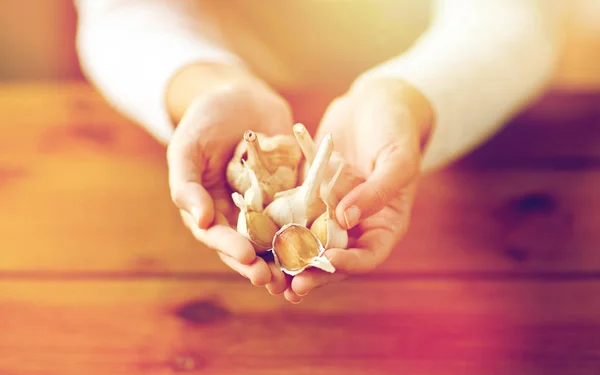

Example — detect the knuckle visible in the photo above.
[378,142,420,179]
[371,185,392,207]
[379,142,406,164]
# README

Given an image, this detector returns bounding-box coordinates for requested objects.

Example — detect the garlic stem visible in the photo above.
[293,123,317,163]
[323,160,345,211]
[263,133,333,227]
[299,134,333,207]
[244,130,274,174]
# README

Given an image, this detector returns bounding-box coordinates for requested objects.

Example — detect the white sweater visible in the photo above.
[74,0,563,172]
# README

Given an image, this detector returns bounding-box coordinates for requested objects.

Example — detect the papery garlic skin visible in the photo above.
[272,223,335,276]
[309,162,349,249]
[242,211,279,252]
[226,131,302,204]
[263,134,333,227]
[243,167,264,212]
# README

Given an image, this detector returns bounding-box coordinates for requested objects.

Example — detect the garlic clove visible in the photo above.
[232,192,278,253]
[263,134,333,227]
[310,206,349,249]
[272,223,335,276]
[263,186,307,227]
[309,211,328,246]
[243,211,279,252]
[226,130,302,204]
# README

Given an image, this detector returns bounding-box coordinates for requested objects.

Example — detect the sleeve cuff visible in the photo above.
[76,1,247,144]
[353,0,560,172]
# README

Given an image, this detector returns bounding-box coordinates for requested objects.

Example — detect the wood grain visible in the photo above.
[0,84,599,274]
[1,84,599,375]
[1,279,599,375]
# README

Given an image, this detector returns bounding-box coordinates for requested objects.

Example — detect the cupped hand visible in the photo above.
[291,77,435,297]
[166,63,294,288]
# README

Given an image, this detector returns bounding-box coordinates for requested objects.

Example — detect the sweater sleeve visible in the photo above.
[353,0,564,172]
[74,0,246,144]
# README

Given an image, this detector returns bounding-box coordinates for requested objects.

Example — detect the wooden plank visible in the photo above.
[457,92,600,169]
[1,84,599,274]
[0,278,599,375]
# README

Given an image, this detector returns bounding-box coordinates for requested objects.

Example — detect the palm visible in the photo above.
[179,85,294,225]
[168,82,298,294]
[250,78,426,299]
[317,102,411,265]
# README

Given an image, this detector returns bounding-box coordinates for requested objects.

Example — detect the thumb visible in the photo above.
[167,110,216,230]
[335,142,418,230]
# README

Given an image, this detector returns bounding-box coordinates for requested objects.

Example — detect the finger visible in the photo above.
[284,286,303,304]
[167,113,214,229]
[293,226,404,294]
[265,262,287,295]
[218,252,272,286]
[281,274,302,304]
[291,245,380,296]
[291,266,348,297]
[298,189,417,297]
[336,142,418,230]
[181,210,256,265]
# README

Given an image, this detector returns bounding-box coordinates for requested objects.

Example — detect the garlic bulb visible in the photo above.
[263,134,334,227]
[226,130,302,204]
[310,163,348,249]
[231,171,278,253]
[272,223,335,276]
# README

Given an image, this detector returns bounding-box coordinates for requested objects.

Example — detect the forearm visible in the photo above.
[354,0,564,171]
[75,0,245,144]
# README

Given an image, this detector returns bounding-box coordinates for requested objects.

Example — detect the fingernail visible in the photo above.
[343,206,361,229]
[190,206,201,226]
[291,298,303,305]
[296,290,309,297]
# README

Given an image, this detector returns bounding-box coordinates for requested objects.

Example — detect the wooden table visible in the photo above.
[0,83,599,375]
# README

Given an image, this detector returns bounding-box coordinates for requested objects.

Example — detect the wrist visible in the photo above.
[166,62,262,123]
[349,76,435,150]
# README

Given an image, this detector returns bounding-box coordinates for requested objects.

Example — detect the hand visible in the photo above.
[166,63,293,291]
[291,77,434,296]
